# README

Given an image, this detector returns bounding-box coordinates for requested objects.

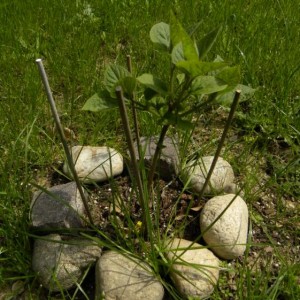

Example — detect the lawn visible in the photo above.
[0,0,299,299]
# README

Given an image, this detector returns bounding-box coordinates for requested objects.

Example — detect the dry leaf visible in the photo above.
[63,127,77,141]
[190,205,203,212]
[175,214,186,221]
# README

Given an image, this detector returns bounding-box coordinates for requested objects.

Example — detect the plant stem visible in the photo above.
[35,58,94,225]
[179,93,217,118]
[147,124,170,193]
[198,90,241,199]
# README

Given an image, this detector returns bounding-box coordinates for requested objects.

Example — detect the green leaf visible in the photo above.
[214,55,225,62]
[216,84,256,106]
[150,22,170,51]
[170,11,198,61]
[176,60,227,77]
[148,96,167,110]
[163,111,194,130]
[190,76,228,95]
[143,96,168,117]
[176,73,185,85]
[144,88,158,101]
[214,66,253,106]
[137,73,168,95]
[171,42,185,64]
[82,91,118,112]
[118,76,137,96]
[104,64,130,94]
[198,27,222,59]
[216,66,241,86]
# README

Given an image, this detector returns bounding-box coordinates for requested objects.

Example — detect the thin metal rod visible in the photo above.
[126,55,141,150]
[115,86,146,213]
[35,58,94,225]
[199,90,241,199]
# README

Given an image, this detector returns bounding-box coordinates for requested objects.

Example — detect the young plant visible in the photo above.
[82,12,254,233]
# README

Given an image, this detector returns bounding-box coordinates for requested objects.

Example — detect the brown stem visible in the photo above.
[147,124,170,193]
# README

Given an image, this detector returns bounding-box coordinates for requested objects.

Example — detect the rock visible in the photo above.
[30,182,86,230]
[181,156,235,195]
[132,136,179,180]
[63,146,123,183]
[200,194,249,259]
[165,238,219,299]
[224,182,245,197]
[95,251,164,300]
[32,234,101,292]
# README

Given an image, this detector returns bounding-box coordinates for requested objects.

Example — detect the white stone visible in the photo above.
[165,238,219,299]
[200,194,249,259]
[95,251,164,300]
[32,234,101,292]
[63,146,123,183]
[181,156,235,195]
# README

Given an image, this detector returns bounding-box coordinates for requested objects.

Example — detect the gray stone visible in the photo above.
[63,146,123,183]
[95,250,164,300]
[200,194,249,259]
[30,182,86,230]
[181,156,235,195]
[165,238,219,299]
[32,234,102,292]
[132,136,179,181]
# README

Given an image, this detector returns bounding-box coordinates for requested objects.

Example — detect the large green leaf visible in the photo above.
[104,64,130,94]
[170,11,198,61]
[176,60,226,77]
[216,84,256,106]
[137,73,168,95]
[190,76,228,95]
[216,66,241,86]
[198,27,222,59]
[82,91,118,112]
[150,22,170,51]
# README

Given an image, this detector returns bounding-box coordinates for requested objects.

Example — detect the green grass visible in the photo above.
[0,0,299,299]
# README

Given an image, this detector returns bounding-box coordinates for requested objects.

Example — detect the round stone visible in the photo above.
[95,251,164,300]
[181,156,235,195]
[63,146,123,183]
[165,238,219,299]
[200,194,249,259]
